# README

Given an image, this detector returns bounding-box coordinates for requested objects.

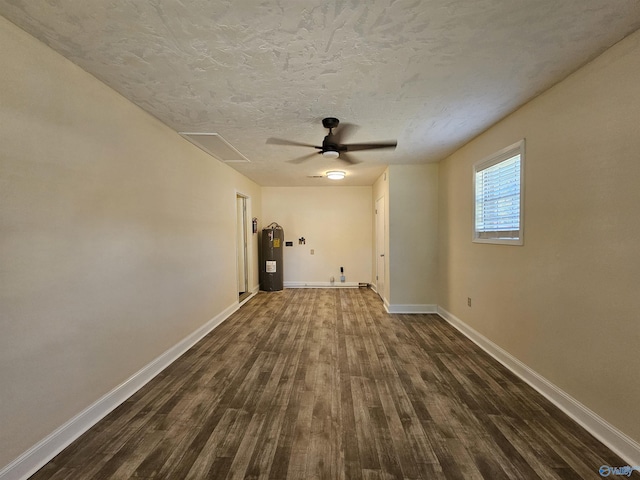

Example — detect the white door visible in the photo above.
[375,196,385,301]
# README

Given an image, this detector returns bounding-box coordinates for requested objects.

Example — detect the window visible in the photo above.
[473,140,524,245]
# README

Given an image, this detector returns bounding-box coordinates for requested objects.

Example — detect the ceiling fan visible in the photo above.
[266,117,397,164]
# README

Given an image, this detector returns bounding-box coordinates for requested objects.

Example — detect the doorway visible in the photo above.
[375,196,385,302]
[236,194,250,303]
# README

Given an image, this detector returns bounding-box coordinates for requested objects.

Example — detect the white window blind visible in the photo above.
[473,141,524,245]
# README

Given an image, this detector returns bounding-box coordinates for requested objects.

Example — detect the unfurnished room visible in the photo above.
[1,1,639,479]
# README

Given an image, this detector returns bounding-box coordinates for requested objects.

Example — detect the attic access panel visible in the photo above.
[179,132,250,163]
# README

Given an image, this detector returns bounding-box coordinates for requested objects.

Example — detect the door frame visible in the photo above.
[236,193,251,303]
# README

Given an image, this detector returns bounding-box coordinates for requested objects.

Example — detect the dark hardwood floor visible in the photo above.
[30,288,635,479]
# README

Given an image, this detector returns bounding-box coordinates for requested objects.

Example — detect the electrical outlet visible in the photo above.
[310,249,314,255]
[467,297,472,307]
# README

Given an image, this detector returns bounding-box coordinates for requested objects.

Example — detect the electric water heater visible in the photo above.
[260,222,284,291]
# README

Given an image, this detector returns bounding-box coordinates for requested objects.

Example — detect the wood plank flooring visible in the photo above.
[30,288,635,479]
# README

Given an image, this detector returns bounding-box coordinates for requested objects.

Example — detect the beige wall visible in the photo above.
[261,187,372,286]
[388,164,439,308]
[0,16,261,468]
[438,29,640,444]
[372,165,439,310]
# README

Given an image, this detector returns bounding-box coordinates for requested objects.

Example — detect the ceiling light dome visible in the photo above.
[326,170,345,180]
[322,150,340,159]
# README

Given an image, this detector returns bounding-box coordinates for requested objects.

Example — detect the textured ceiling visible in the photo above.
[2,1,640,186]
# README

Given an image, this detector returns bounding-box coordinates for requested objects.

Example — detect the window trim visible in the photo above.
[472,139,525,246]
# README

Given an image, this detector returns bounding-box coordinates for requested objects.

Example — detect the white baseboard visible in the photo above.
[385,302,438,314]
[0,301,240,480]
[437,306,640,466]
[284,281,360,288]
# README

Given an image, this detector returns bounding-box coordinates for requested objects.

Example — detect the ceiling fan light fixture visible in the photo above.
[326,170,346,180]
[322,150,340,159]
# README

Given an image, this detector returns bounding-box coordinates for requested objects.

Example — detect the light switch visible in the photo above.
[310,249,314,255]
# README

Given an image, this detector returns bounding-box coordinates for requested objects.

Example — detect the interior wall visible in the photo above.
[261,186,373,286]
[438,29,640,445]
[0,15,261,469]
[388,164,439,308]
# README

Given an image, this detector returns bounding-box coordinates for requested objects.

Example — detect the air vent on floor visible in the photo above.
[179,132,250,163]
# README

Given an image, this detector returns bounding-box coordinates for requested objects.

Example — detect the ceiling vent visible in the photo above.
[179,132,250,163]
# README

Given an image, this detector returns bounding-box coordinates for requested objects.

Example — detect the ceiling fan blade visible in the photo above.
[332,123,359,144]
[267,137,321,149]
[343,141,397,152]
[286,151,321,164]
[339,152,361,165]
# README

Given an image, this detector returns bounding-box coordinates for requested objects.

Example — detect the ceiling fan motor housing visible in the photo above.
[322,135,341,155]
